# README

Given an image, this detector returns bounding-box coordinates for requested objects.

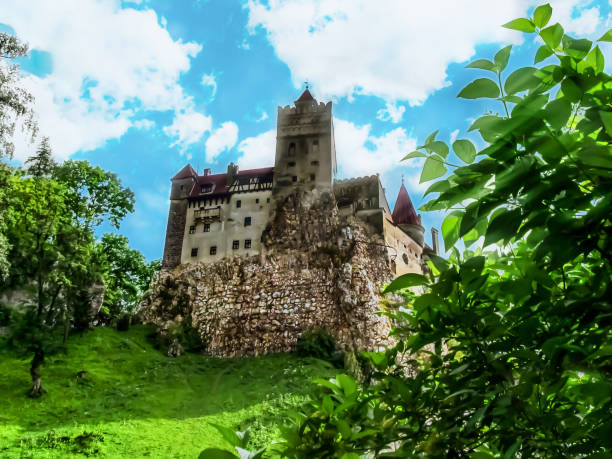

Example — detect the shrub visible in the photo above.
[295,328,340,365]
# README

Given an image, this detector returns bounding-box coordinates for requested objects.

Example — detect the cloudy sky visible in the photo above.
[1,0,610,260]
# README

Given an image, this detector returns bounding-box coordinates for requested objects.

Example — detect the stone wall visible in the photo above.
[141,190,396,357]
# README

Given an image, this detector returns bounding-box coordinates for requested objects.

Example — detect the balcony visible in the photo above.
[194,206,221,222]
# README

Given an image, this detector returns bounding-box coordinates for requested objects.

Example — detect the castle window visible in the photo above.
[310,174,315,182]
[189,225,195,234]
[311,160,319,166]
[292,176,298,182]
[232,240,239,250]
[256,198,259,204]
[288,161,296,167]
[180,185,184,190]
[312,139,319,153]
[266,198,270,203]
[203,223,210,232]
[201,184,212,193]
[210,246,217,255]
[236,199,241,208]
[288,142,296,156]
[244,216,252,226]
[402,253,409,264]
[245,239,251,249]
[191,248,198,257]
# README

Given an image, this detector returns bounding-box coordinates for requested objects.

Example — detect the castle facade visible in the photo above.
[162,88,433,277]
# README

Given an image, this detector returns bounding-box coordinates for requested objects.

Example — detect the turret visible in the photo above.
[392,181,425,247]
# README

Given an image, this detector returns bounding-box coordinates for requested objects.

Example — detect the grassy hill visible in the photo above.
[0,326,337,458]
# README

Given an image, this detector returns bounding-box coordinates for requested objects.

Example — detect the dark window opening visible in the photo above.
[244,217,251,226]
[288,142,296,156]
[191,248,198,257]
[236,199,241,208]
[312,139,319,153]
[245,239,251,249]
[201,184,212,193]
[232,240,239,250]
[266,198,270,203]
[288,161,296,167]
[292,176,298,182]
[180,185,184,190]
[189,225,195,234]
[210,246,217,255]
[255,198,259,204]
[203,223,210,232]
[310,174,315,181]
[311,160,319,166]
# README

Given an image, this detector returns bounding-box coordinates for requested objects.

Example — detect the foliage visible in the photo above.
[98,233,158,321]
[296,328,338,362]
[0,32,37,159]
[0,325,337,458]
[25,136,57,178]
[283,7,612,457]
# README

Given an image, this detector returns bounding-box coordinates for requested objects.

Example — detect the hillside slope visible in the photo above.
[0,326,336,458]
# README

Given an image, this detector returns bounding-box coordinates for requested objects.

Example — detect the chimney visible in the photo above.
[431,227,440,255]
[203,168,211,176]
[227,162,239,185]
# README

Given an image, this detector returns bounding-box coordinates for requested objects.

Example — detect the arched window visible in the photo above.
[402,253,409,264]
[288,142,296,156]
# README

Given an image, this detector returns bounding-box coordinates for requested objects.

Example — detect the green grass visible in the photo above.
[0,326,337,458]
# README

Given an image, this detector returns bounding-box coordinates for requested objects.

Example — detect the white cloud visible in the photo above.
[3,0,204,161]
[334,119,417,178]
[201,73,217,99]
[549,0,605,35]
[205,121,239,162]
[237,129,276,169]
[449,129,460,145]
[377,102,405,123]
[246,0,606,104]
[133,119,155,130]
[256,110,269,122]
[163,109,212,151]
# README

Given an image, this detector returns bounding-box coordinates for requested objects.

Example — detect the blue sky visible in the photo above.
[2,0,610,260]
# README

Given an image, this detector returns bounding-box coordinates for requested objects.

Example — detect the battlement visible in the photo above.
[277,101,332,116]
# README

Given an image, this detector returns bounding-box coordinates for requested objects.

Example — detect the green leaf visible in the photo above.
[533,4,552,28]
[597,28,612,42]
[420,155,447,183]
[561,78,582,103]
[384,273,427,293]
[494,45,513,72]
[484,208,522,246]
[540,23,564,49]
[441,211,463,251]
[402,151,426,161]
[210,423,240,448]
[466,59,497,72]
[425,130,439,145]
[601,111,612,136]
[453,139,477,164]
[502,18,536,33]
[336,374,358,395]
[562,35,592,60]
[534,45,553,64]
[544,97,572,130]
[430,140,450,158]
[578,45,605,74]
[424,180,451,197]
[199,449,238,459]
[458,78,500,99]
[504,67,540,94]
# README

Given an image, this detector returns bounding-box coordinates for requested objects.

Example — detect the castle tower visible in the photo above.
[391,180,425,247]
[273,88,337,198]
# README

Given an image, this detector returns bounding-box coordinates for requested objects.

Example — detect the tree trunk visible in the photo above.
[29,348,46,398]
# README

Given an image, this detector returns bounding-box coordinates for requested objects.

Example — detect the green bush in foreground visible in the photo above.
[281,6,611,458]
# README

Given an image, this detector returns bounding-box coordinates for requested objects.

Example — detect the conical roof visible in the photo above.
[171,164,197,180]
[392,183,420,226]
[295,88,315,103]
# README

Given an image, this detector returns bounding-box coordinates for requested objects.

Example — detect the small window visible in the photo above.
[191,248,198,257]
[189,225,195,234]
[210,246,217,255]
[288,142,296,156]
[245,239,251,249]
[288,161,296,167]
[311,160,319,166]
[292,176,298,182]
[201,184,212,193]
[266,197,270,203]
[310,174,315,182]
[255,198,259,204]
[312,139,319,153]
[232,240,239,250]
[244,216,251,226]
[402,253,409,264]
[180,185,184,190]
[236,200,241,208]
[203,223,210,232]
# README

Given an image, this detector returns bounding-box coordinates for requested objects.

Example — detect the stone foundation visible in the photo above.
[140,191,396,357]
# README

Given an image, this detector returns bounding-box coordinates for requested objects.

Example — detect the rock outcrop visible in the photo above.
[139,191,395,357]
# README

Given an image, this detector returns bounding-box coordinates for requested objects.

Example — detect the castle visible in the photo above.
[162,88,435,276]
[144,88,437,357]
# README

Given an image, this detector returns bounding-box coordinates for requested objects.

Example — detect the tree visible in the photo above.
[282,6,611,457]
[25,137,56,178]
[0,32,37,158]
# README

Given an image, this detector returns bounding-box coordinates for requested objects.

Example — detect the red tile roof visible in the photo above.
[392,183,421,226]
[295,88,315,103]
[186,167,274,199]
[171,164,198,180]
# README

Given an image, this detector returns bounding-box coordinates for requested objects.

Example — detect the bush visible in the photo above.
[296,328,341,366]
[0,304,11,326]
